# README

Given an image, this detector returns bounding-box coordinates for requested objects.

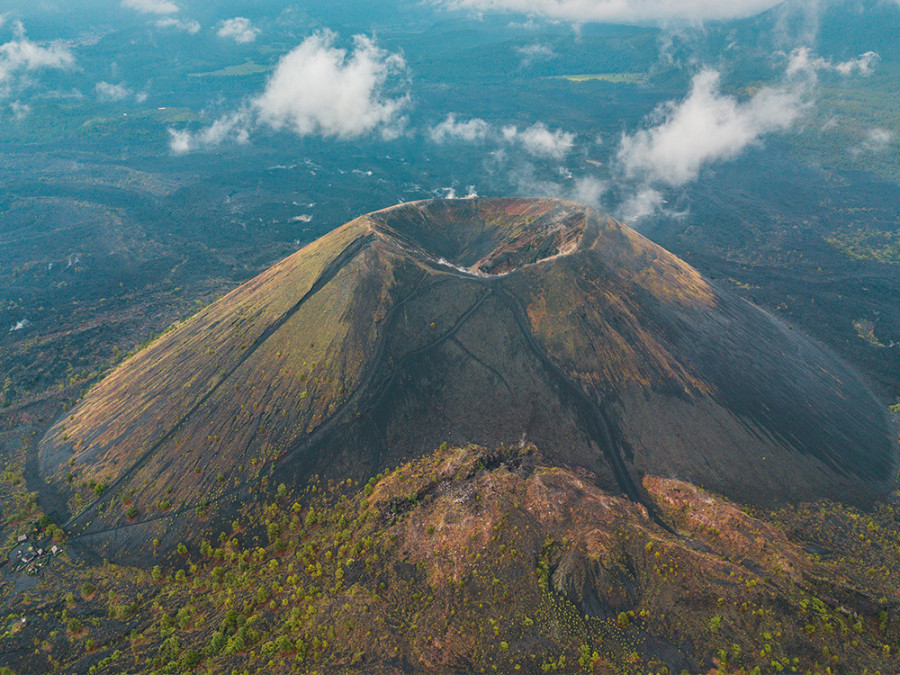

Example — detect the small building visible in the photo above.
[17,534,27,543]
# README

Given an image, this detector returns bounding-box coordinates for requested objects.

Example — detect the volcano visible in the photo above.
[38,198,896,555]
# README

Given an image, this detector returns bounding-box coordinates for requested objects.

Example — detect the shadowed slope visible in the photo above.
[38,198,897,557]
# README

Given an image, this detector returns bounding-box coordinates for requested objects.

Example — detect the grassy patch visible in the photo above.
[189,60,272,78]
[553,73,644,84]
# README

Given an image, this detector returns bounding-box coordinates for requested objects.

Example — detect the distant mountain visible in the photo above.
[38,198,896,560]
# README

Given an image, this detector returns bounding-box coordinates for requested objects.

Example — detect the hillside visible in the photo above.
[35,198,896,561]
[3,444,900,674]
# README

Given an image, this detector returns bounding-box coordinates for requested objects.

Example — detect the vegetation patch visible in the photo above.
[1,444,899,674]
[553,73,644,84]
[825,226,900,264]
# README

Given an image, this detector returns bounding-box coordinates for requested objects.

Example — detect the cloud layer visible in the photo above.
[435,0,783,24]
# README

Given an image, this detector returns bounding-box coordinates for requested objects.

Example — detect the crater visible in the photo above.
[367,198,588,275]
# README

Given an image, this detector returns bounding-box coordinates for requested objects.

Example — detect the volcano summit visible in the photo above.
[39,198,896,556]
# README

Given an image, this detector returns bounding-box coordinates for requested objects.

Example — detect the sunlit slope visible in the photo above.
[39,198,896,551]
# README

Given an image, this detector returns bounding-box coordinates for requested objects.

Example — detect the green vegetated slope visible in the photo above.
[3,444,900,674]
[36,199,896,561]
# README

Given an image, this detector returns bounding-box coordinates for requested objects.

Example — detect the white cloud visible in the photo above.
[95,81,130,101]
[515,43,555,67]
[429,116,575,159]
[10,100,29,118]
[570,176,606,206]
[253,31,408,140]
[435,185,479,199]
[168,128,193,154]
[855,127,893,154]
[617,69,806,187]
[504,122,575,160]
[155,17,201,34]
[121,0,179,14]
[618,188,664,222]
[504,160,607,207]
[9,319,30,331]
[428,113,490,143]
[835,52,879,76]
[0,28,75,91]
[786,47,878,79]
[434,0,782,24]
[217,17,259,44]
[169,109,251,154]
[171,31,411,152]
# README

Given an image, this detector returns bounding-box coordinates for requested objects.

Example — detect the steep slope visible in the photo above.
[37,198,896,557]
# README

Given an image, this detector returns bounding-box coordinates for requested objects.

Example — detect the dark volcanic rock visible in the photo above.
[38,198,897,556]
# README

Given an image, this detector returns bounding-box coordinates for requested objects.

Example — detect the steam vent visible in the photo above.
[40,198,897,556]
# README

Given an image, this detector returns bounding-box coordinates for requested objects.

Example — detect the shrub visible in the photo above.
[180,649,201,669]
[207,631,226,656]
[158,635,181,660]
